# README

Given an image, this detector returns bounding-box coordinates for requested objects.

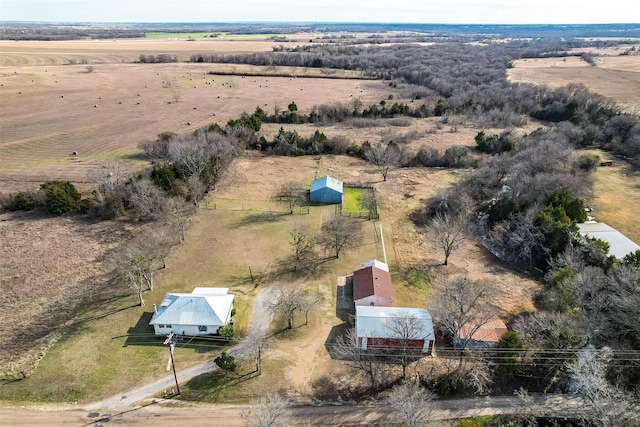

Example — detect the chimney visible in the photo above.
[153,304,158,315]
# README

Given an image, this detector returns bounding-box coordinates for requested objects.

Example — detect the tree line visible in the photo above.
[191,39,640,160]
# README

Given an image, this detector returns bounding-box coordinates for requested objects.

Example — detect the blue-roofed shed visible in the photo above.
[310,176,343,204]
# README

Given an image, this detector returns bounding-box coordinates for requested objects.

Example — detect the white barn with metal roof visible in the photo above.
[355,306,435,354]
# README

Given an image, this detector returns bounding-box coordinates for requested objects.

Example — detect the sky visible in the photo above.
[1,0,639,24]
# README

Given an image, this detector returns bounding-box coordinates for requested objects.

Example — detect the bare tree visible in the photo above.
[364,141,401,181]
[112,241,164,306]
[384,313,431,379]
[386,381,437,427]
[566,347,637,427]
[242,394,289,427]
[278,181,305,214]
[428,276,495,350]
[357,188,378,220]
[267,287,307,330]
[242,330,266,374]
[140,132,173,160]
[165,198,196,242]
[289,223,315,271]
[318,216,362,259]
[168,133,212,179]
[90,161,130,219]
[427,212,469,265]
[126,178,166,221]
[333,328,377,388]
[301,290,322,326]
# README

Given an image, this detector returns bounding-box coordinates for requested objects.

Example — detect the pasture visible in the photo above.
[1,37,638,405]
[508,48,640,111]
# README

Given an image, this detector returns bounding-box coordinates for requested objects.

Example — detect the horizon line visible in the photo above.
[2,20,640,26]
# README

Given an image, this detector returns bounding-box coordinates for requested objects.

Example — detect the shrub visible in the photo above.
[214,352,236,373]
[494,331,523,376]
[40,180,82,214]
[218,324,234,339]
[431,371,464,397]
[5,191,39,211]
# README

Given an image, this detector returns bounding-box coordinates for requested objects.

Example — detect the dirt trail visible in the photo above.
[1,394,615,426]
[85,287,277,411]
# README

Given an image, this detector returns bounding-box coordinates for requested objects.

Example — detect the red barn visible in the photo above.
[355,306,435,355]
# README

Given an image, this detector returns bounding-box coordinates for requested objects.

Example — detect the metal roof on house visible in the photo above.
[458,315,507,343]
[353,265,393,303]
[578,222,640,259]
[356,306,434,340]
[150,291,234,327]
[310,176,343,194]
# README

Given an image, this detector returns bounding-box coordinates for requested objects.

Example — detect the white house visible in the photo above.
[149,287,234,336]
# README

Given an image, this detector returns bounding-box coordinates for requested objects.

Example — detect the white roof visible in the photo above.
[359,259,389,272]
[310,176,343,193]
[356,306,434,340]
[150,292,234,327]
[578,222,640,259]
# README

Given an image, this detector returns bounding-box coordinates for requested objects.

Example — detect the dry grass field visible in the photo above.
[0,39,379,195]
[0,37,637,405]
[508,47,640,111]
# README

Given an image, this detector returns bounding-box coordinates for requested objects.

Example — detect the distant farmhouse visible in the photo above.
[310,175,343,204]
[353,260,393,307]
[578,221,640,259]
[149,287,234,336]
[355,306,435,354]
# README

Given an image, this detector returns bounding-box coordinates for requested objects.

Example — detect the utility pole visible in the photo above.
[248,263,254,283]
[164,333,180,395]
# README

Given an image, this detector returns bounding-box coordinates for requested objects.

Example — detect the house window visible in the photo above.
[198,325,207,332]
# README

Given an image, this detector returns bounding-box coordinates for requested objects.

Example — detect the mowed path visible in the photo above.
[84,287,277,411]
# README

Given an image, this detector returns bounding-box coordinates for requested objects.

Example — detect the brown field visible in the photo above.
[0,39,382,195]
[508,50,640,111]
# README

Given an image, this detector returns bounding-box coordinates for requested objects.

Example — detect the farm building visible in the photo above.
[355,306,435,354]
[457,315,508,349]
[149,287,234,336]
[578,221,640,259]
[310,175,343,204]
[353,260,393,307]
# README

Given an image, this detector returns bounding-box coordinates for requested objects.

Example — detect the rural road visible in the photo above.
[0,394,607,426]
[85,287,277,411]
